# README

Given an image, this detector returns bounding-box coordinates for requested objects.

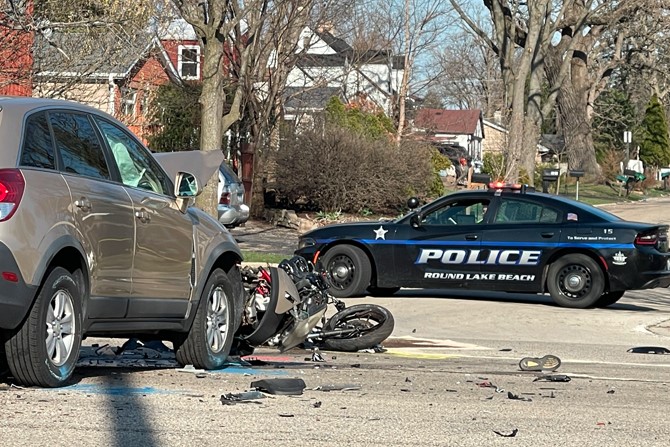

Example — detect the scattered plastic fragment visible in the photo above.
[311,348,325,362]
[507,392,532,402]
[312,401,322,408]
[251,378,306,395]
[607,389,615,394]
[177,365,206,375]
[627,346,670,355]
[493,429,518,437]
[220,390,265,405]
[477,381,496,388]
[312,384,362,392]
[533,374,571,383]
[519,354,561,372]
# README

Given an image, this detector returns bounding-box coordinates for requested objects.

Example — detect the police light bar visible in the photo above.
[488,182,524,191]
[489,182,533,193]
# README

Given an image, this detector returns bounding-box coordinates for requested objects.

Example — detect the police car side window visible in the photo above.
[494,199,560,224]
[423,200,489,225]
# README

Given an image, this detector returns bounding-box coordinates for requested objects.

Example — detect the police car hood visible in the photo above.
[153,150,224,189]
[303,220,392,238]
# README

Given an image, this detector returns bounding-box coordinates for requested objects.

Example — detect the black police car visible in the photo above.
[295,184,670,308]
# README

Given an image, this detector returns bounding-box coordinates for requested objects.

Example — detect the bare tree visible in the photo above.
[338,0,455,141]
[427,29,504,117]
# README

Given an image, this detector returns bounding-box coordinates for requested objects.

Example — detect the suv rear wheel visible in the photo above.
[175,268,235,370]
[5,267,83,387]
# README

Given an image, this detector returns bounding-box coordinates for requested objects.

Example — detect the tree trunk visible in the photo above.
[557,55,600,175]
[194,33,226,218]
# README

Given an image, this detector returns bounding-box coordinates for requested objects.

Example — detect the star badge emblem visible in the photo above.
[374,226,388,240]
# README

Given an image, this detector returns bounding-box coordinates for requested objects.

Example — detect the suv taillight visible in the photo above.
[219,191,231,205]
[0,169,25,222]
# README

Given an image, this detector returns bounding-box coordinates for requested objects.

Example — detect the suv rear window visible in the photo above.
[219,162,240,184]
[20,112,56,170]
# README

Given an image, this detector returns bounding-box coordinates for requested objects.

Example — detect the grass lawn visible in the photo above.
[241,251,287,264]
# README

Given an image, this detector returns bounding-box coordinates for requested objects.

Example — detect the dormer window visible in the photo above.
[178,45,200,80]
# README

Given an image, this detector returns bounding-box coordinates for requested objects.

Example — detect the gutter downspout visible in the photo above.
[108,74,115,115]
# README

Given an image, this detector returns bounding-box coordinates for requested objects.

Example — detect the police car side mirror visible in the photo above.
[410,214,422,228]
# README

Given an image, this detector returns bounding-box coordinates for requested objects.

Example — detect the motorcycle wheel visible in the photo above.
[320,304,394,352]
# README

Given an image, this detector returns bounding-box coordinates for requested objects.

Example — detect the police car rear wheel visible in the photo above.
[322,245,372,298]
[547,254,604,308]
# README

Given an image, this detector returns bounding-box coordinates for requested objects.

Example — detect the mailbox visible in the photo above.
[541,168,560,193]
[470,173,491,184]
[542,169,560,182]
[569,170,585,178]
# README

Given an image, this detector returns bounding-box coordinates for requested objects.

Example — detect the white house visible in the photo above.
[282,26,405,122]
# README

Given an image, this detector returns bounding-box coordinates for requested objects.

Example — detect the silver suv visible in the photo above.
[218,162,249,228]
[0,97,245,387]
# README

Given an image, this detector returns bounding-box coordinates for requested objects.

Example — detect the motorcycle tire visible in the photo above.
[320,304,394,352]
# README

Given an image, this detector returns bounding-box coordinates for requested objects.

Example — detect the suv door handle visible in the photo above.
[465,234,479,240]
[541,232,555,238]
[74,198,91,212]
[135,209,151,223]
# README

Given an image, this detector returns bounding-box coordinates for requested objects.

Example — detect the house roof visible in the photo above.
[284,86,342,110]
[414,108,482,135]
[33,31,180,83]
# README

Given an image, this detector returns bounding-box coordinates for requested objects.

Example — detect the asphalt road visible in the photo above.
[3,198,670,446]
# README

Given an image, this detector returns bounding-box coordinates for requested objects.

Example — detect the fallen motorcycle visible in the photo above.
[235,256,394,354]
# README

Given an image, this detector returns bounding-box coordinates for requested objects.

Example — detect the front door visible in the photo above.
[94,118,193,318]
[393,197,490,288]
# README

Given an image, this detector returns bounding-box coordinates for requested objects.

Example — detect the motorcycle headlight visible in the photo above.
[298,237,316,249]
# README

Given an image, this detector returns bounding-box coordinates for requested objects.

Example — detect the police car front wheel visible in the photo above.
[547,254,605,308]
[322,245,372,298]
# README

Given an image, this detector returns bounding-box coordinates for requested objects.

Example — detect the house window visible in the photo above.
[178,45,200,80]
[121,88,136,116]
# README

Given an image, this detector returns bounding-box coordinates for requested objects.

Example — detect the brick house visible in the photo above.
[0,5,33,96]
[412,108,484,160]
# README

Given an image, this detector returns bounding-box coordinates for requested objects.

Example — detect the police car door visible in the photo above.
[479,196,562,292]
[394,196,490,288]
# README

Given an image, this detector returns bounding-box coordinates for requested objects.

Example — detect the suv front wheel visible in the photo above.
[175,268,235,370]
[5,267,83,387]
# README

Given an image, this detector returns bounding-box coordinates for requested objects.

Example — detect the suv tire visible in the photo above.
[5,267,83,387]
[175,268,235,370]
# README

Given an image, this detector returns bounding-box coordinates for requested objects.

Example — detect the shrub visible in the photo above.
[428,147,451,197]
[482,152,505,181]
[274,127,433,213]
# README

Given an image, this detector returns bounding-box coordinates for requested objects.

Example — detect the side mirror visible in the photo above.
[174,172,200,213]
[407,197,420,209]
[410,214,422,228]
[175,172,200,198]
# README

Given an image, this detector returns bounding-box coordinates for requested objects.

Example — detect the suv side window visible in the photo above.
[20,112,56,169]
[94,118,170,195]
[49,111,110,179]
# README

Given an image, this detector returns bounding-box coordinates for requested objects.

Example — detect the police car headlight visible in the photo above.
[298,237,316,249]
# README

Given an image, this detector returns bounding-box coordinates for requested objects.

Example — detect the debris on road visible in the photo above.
[507,392,532,402]
[251,378,306,395]
[627,346,670,354]
[533,374,571,383]
[493,428,519,437]
[220,390,266,405]
[312,384,362,392]
[519,354,561,372]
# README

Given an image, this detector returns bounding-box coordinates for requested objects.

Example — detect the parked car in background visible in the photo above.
[0,97,245,387]
[218,162,249,228]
